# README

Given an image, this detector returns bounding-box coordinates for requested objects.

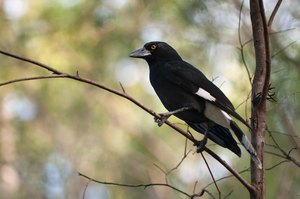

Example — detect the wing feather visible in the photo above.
[164,61,250,128]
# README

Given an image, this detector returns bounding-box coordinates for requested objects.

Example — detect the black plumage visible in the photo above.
[130,41,261,167]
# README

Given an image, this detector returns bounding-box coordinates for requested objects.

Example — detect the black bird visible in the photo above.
[130,41,261,167]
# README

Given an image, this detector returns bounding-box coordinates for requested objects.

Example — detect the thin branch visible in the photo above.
[204,154,297,190]
[271,41,297,58]
[238,27,295,52]
[153,163,166,176]
[0,75,68,87]
[0,50,62,75]
[234,90,252,126]
[119,82,126,94]
[265,160,290,170]
[153,147,192,184]
[78,172,192,198]
[267,128,287,155]
[82,179,91,199]
[269,27,296,35]
[287,147,298,156]
[224,190,234,199]
[184,138,188,155]
[200,152,221,199]
[166,150,192,175]
[204,147,255,193]
[266,130,300,140]
[0,50,256,193]
[238,0,252,83]
[268,0,283,29]
[267,128,300,167]
[0,74,254,189]
[192,181,198,195]
[265,143,283,151]
[235,90,251,110]
[191,189,216,199]
[264,150,287,159]
[203,168,250,190]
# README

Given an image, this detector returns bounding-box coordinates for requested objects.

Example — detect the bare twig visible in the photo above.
[0,50,62,75]
[235,90,251,110]
[167,150,192,175]
[78,172,192,198]
[204,147,255,193]
[264,150,287,159]
[278,105,300,152]
[270,28,296,35]
[192,189,216,199]
[82,179,91,199]
[265,160,290,170]
[268,0,283,29]
[203,168,250,190]
[153,147,192,184]
[234,90,252,125]
[200,152,221,199]
[266,130,300,140]
[271,41,297,58]
[266,128,300,167]
[267,128,287,155]
[119,82,126,94]
[238,0,252,84]
[0,75,68,87]
[224,190,234,199]
[192,181,198,195]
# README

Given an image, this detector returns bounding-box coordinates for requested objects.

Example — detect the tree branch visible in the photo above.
[0,50,62,75]
[238,0,252,84]
[249,0,271,198]
[200,152,221,199]
[267,0,283,29]
[78,172,192,198]
[266,129,300,167]
[0,49,256,193]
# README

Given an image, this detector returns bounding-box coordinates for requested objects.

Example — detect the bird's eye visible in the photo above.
[150,44,157,50]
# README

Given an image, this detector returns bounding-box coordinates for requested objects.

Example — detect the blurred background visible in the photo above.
[0,0,299,198]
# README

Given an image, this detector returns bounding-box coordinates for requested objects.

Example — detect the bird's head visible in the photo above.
[130,41,182,63]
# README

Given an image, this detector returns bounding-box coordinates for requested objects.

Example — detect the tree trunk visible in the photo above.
[249,0,271,198]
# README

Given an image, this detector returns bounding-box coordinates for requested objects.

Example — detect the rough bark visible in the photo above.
[249,0,271,198]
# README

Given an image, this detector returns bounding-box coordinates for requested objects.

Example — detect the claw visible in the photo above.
[196,140,207,153]
[195,134,208,153]
[154,107,192,127]
[154,113,171,127]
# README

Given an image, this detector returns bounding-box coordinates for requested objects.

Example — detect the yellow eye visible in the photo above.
[151,44,157,50]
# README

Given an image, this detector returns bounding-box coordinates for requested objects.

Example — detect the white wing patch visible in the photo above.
[196,88,216,102]
[221,110,232,121]
[204,102,231,128]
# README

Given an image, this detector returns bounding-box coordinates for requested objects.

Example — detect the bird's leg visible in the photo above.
[196,122,214,153]
[154,106,192,127]
[196,129,209,153]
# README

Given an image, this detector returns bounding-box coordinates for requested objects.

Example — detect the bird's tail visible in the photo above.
[230,121,262,169]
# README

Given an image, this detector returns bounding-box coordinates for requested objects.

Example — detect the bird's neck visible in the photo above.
[145,56,183,66]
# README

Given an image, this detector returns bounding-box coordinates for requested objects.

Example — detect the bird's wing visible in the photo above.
[164,61,250,128]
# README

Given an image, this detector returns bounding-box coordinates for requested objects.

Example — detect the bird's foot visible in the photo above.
[154,113,171,127]
[195,137,208,153]
[154,107,192,127]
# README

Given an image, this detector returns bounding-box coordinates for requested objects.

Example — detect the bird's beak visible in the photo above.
[129,47,151,58]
